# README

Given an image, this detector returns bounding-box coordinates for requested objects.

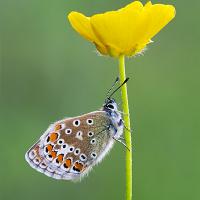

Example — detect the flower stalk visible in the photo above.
[118,55,132,200]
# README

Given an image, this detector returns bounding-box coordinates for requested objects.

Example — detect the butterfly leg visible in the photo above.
[119,136,126,141]
[121,120,133,133]
[113,137,130,151]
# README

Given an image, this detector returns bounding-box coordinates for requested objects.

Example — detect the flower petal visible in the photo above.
[68,12,108,54]
[90,1,144,56]
[67,1,176,57]
[144,3,176,39]
[119,1,143,12]
[124,2,176,55]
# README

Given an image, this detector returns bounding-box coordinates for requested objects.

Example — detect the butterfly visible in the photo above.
[25,77,129,181]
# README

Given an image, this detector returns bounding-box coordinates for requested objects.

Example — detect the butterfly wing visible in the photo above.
[25,111,114,180]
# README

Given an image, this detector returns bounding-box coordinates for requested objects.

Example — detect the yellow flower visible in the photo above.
[68,1,175,57]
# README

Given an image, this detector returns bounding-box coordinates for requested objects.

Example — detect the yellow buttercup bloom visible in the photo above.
[68,1,175,57]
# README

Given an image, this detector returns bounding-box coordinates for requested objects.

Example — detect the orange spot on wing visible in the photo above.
[46,144,53,152]
[49,132,58,142]
[50,151,57,158]
[74,162,83,172]
[55,124,62,131]
[57,154,64,162]
[65,159,72,168]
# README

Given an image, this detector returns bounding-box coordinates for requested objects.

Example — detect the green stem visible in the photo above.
[118,55,132,200]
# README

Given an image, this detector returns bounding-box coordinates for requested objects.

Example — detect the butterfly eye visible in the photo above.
[107,104,114,109]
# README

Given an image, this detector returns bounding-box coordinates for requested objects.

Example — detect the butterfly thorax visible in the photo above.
[103,98,123,139]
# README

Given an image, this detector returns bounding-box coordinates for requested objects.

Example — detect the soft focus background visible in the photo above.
[0,0,199,200]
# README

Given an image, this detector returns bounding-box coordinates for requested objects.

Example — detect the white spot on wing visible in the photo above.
[73,119,81,127]
[86,119,93,125]
[90,138,96,145]
[91,152,97,159]
[65,129,72,135]
[33,157,41,165]
[87,131,94,137]
[74,148,80,155]
[47,166,54,173]
[57,139,64,145]
[28,150,37,159]
[39,162,47,169]
[68,146,75,153]
[80,153,87,161]
[75,131,83,140]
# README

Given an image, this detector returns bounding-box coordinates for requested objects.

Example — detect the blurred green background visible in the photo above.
[0,0,199,200]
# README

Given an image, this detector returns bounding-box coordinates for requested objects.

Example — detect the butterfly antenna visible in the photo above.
[106,77,119,98]
[108,77,129,99]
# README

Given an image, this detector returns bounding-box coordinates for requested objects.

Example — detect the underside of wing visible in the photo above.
[25,111,114,180]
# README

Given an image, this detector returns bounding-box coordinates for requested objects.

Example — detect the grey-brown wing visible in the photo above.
[25,111,114,180]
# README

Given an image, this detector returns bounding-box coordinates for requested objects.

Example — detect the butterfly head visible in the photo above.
[103,98,118,112]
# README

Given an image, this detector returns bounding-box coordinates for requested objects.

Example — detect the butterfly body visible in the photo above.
[25,99,123,181]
